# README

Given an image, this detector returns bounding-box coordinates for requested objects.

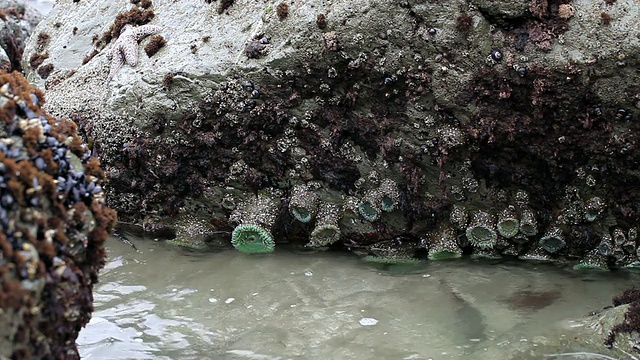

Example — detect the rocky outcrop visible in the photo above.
[22,0,640,267]
[0,0,42,71]
[0,71,116,359]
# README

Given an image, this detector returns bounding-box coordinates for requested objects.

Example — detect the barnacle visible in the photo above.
[308,202,341,248]
[539,226,566,253]
[465,210,497,249]
[497,206,519,239]
[519,209,538,236]
[427,224,462,260]
[288,184,318,223]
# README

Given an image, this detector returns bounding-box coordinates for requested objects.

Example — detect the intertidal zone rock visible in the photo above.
[22,0,640,268]
[0,71,116,359]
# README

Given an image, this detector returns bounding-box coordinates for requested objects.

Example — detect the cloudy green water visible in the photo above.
[77,237,638,360]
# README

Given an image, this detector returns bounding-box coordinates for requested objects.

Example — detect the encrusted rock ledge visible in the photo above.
[22,0,640,268]
[0,71,116,359]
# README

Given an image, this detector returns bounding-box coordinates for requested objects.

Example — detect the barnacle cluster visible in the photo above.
[0,71,116,358]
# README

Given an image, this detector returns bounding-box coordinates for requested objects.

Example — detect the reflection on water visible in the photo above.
[78,237,638,360]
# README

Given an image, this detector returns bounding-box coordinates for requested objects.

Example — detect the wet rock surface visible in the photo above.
[21,0,640,270]
[0,71,116,359]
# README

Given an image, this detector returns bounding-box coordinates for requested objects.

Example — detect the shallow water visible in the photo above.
[77,237,639,360]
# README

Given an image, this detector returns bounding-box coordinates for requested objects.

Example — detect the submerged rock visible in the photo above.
[0,71,116,359]
[22,0,640,265]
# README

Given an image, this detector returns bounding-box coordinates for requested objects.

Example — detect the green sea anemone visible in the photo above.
[289,184,318,223]
[379,178,400,212]
[229,193,279,253]
[573,250,608,271]
[584,196,605,222]
[363,255,421,265]
[449,204,469,230]
[497,206,519,239]
[308,202,341,248]
[364,239,419,264]
[519,209,538,236]
[231,223,275,253]
[427,225,462,260]
[596,234,614,256]
[466,210,497,249]
[519,246,552,262]
[612,228,626,246]
[471,248,501,260]
[539,226,566,253]
[358,190,381,222]
[511,233,529,245]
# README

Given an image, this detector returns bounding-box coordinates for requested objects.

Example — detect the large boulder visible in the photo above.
[0,71,116,359]
[22,0,640,265]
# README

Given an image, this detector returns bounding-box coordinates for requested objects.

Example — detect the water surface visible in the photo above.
[78,237,639,359]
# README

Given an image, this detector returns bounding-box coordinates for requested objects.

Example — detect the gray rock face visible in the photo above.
[0,0,42,71]
[22,0,640,266]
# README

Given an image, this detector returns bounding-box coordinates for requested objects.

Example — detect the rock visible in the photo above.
[0,0,42,71]
[0,72,116,359]
[22,0,640,263]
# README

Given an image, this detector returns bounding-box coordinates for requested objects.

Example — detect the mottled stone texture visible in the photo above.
[0,0,42,71]
[22,0,640,267]
[0,71,116,359]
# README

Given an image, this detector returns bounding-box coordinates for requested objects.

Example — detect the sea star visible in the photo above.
[106,24,162,79]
